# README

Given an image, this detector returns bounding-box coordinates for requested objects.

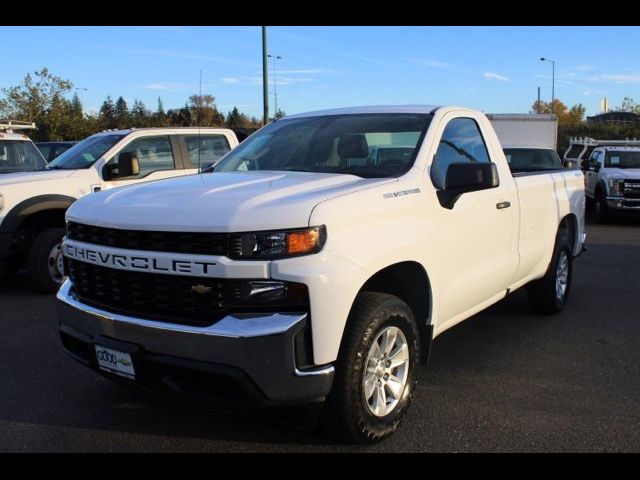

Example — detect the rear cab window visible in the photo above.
[183,134,231,168]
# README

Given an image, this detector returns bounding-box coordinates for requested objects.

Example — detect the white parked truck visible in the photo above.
[0,127,238,291]
[0,121,48,174]
[582,145,640,222]
[57,106,586,443]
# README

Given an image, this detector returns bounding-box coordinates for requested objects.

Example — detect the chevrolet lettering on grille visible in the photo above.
[63,240,217,277]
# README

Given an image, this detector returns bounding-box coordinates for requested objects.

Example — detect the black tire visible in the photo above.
[527,229,573,315]
[27,227,66,294]
[594,189,610,223]
[321,292,421,444]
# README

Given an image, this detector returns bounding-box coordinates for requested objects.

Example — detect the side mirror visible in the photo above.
[592,164,601,173]
[437,162,499,209]
[116,152,140,178]
[563,159,578,169]
[199,161,215,173]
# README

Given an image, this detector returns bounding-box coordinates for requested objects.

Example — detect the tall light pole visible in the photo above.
[268,54,282,117]
[262,26,269,125]
[540,57,555,114]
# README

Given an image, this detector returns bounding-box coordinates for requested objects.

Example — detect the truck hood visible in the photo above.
[67,171,396,232]
[604,168,640,180]
[0,169,76,187]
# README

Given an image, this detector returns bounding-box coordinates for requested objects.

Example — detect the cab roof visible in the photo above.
[0,132,34,142]
[286,105,442,119]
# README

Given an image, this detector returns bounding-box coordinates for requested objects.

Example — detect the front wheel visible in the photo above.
[594,191,610,223]
[27,227,66,294]
[321,292,421,443]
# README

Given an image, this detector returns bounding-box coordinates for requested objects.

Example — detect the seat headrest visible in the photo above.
[338,134,369,158]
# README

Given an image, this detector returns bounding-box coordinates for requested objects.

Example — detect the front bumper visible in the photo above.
[56,279,334,406]
[607,197,640,211]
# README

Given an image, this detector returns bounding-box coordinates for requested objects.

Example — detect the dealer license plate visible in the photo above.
[94,345,136,380]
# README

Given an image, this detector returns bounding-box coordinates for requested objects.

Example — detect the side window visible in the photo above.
[589,151,601,170]
[37,145,53,161]
[184,135,231,168]
[430,117,490,189]
[112,136,175,179]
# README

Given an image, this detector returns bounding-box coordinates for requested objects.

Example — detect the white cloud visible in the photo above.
[221,77,240,84]
[570,65,594,71]
[588,73,640,84]
[276,69,328,75]
[406,58,451,68]
[483,72,510,82]
[143,82,189,91]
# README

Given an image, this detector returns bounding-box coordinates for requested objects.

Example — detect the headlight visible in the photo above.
[229,226,327,260]
[609,179,624,197]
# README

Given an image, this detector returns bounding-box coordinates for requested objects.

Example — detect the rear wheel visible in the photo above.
[527,228,573,315]
[321,292,421,443]
[27,227,66,294]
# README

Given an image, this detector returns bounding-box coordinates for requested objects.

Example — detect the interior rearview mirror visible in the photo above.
[437,162,499,210]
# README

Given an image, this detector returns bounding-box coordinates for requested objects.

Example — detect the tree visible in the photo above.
[130,99,148,127]
[114,96,129,128]
[99,96,116,129]
[612,97,640,114]
[188,94,224,126]
[225,106,251,128]
[70,93,83,119]
[274,109,286,120]
[155,97,168,126]
[530,98,585,126]
[0,68,74,141]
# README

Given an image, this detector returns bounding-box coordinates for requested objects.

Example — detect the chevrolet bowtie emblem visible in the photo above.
[191,284,212,294]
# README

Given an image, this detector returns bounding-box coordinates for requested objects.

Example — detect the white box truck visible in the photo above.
[487,114,566,172]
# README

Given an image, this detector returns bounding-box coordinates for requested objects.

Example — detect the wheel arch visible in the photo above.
[356,261,433,364]
[0,195,76,259]
[0,194,76,234]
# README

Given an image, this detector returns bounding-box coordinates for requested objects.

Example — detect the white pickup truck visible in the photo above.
[582,145,640,222]
[56,106,586,443]
[0,127,238,292]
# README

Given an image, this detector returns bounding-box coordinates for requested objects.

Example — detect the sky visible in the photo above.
[2,26,640,118]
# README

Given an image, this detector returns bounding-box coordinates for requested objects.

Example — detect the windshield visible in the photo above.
[504,148,562,172]
[605,151,640,168]
[47,134,125,170]
[213,113,431,178]
[0,140,47,174]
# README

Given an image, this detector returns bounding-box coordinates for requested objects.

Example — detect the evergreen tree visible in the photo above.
[99,95,116,129]
[114,96,129,128]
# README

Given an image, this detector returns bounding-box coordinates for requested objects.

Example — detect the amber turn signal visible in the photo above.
[287,227,322,255]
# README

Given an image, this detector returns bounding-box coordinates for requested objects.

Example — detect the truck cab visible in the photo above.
[583,146,640,222]
[0,121,48,174]
[0,127,238,292]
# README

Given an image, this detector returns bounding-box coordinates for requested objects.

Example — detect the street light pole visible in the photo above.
[262,26,269,125]
[540,57,555,114]
[268,54,282,117]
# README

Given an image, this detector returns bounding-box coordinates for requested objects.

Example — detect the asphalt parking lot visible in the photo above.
[1,214,640,452]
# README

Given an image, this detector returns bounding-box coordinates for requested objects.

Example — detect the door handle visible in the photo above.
[496,201,511,209]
